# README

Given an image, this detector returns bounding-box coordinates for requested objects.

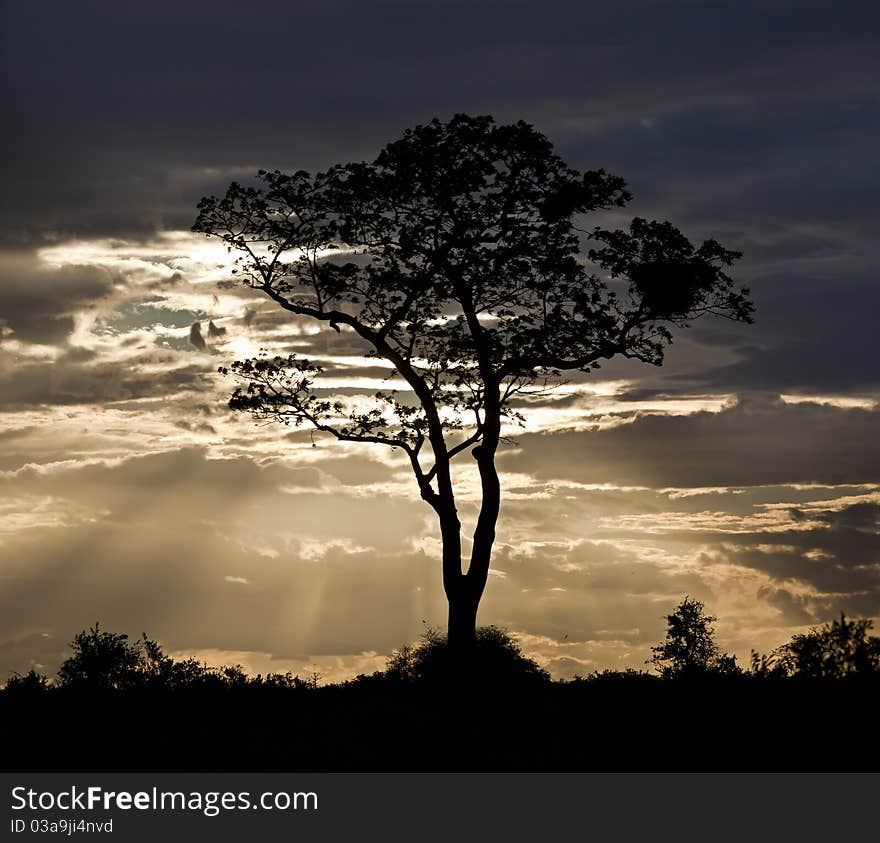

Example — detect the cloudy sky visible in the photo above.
[1,1,878,681]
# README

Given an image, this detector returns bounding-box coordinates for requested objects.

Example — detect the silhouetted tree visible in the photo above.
[754,613,880,679]
[650,597,740,678]
[57,623,221,690]
[58,624,152,689]
[193,114,753,653]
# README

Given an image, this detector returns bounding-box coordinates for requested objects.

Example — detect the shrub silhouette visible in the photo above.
[572,668,657,683]
[753,613,880,679]
[384,625,549,687]
[3,668,51,695]
[53,623,311,691]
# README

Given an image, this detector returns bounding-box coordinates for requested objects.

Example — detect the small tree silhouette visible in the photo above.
[650,597,739,678]
[56,623,221,690]
[57,623,148,689]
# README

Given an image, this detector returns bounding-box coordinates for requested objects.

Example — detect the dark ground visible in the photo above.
[2,679,877,772]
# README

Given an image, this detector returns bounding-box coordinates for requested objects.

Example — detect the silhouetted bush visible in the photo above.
[572,668,657,683]
[50,622,314,692]
[3,668,50,695]
[752,614,880,679]
[9,608,880,699]
[383,625,550,687]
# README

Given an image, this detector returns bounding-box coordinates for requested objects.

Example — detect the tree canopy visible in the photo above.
[193,114,753,648]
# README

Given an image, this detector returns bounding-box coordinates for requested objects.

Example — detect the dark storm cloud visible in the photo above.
[0,251,115,344]
[504,396,880,488]
[2,1,877,242]
[725,502,880,618]
[572,93,880,235]
[670,266,880,394]
[756,587,815,627]
[599,500,880,621]
[750,502,879,571]
[0,351,210,409]
[803,501,880,530]
[2,0,877,403]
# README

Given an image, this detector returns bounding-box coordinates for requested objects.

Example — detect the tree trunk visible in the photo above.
[442,475,498,658]
[447,588,479,651]
[432,374,502,663]
[443,389,502,660]
[436,503,478,658]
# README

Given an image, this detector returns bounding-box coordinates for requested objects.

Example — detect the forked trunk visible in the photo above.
[437,387,502,664]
